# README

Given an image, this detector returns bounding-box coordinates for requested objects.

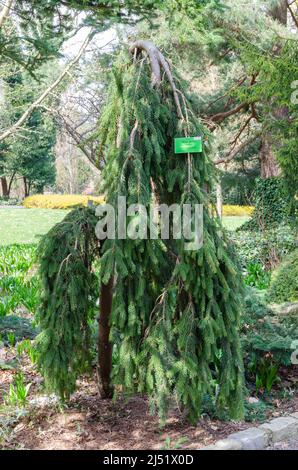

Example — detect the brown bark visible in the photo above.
[8,171,15,194]
[1,176,9,197]
[23,177,29,197]
[260,138,281,178]
[98,276,114,399]
[129,41,183,119]
[211,103,247,124]
[270,0,288,23]
[260,0,288,179]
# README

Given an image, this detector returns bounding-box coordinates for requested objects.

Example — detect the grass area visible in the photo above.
[222,216,250,231]
[0,208,69,245]
[0,208,250,246]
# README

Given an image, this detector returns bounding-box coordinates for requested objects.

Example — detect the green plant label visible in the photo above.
[174,136,202,154]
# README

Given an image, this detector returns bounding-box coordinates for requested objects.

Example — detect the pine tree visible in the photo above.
[37,41,245,422]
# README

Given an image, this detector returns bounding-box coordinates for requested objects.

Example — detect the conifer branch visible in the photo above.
[129,40,161,86]
[129,41,184,120]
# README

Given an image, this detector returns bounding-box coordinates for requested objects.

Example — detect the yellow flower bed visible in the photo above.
[23,195,253,216]
[222,205,254,216]
[23,194,104,210]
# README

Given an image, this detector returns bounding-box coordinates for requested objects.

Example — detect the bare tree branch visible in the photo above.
[209,103,247,124]
[214,134,261,166]
[0,0,13,27]
[287,3,298,29]
[0,29,95,142]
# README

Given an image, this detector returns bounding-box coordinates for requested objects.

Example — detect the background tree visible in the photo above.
[0,62,57,197]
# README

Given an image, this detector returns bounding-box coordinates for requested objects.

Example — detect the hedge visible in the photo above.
[23,195,254,216]
[222,205,254,216]
[23,194,104,209]
[268,250,298,304]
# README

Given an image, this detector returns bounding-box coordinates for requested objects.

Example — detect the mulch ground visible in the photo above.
[0,346,297,450]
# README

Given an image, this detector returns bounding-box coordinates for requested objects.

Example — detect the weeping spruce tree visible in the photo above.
[37,41,245,422]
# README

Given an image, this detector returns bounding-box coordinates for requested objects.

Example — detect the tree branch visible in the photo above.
[0,29,95,143]
[287,3,298,29]
[39,104,100,168]
[0,0,13,27]
[209,103,247,123]
[214,134,261,166]
[129,40,161,86]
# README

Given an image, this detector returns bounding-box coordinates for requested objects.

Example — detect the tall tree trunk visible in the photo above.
[23,177,29,197]
[270,0,287,23]
[260,0,288,178]
[98,276,114,399]
[1,176,9,197]
[260,138,281,178]
[8,172,16,195]
[216,182,223,219]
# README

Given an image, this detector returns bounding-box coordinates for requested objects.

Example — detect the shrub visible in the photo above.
[0,197,20,206]
[0,316,37,344]
[22,194,104,209]
[241,288,297,394]
[242,177,294,230]
[268,250,298,303]
[231,223,297,270]
[222,205,254,216]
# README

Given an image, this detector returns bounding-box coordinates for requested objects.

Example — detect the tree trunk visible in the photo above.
[23,177,29,197]
[260,0,288,179]
[216,182,223,219]
[270,0,287,24]
[260,138,281,178]
[98,276,114,399]
[8,172,16,194]
[1,176,9,197]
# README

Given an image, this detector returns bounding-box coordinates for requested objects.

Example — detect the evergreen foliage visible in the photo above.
[242,289,297,367]
[36,208,99,399]
[37,43,245,421]
[242,177,294,231]
[98,46,244,421]
[0,65,57,196]
[268,250,298,304]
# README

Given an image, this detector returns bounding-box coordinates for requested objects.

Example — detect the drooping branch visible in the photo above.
[129,40,162,86]
[157,51,183,120]
[0,30,95,143]
[129,41,183,120]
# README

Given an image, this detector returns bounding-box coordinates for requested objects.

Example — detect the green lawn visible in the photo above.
[222,216,250,231]
[0,208,69,245]
[0,208,250,246]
